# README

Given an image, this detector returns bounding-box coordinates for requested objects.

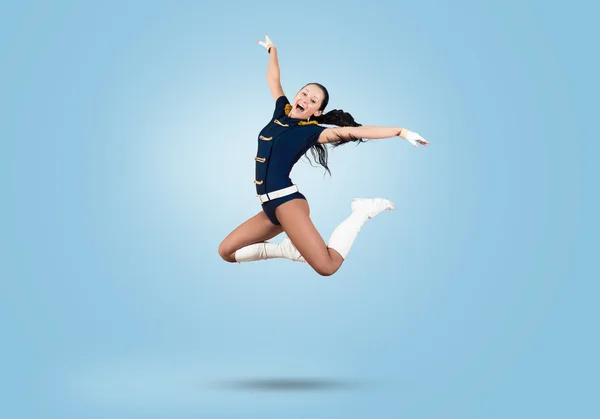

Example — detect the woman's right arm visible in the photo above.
[258,34,285,101]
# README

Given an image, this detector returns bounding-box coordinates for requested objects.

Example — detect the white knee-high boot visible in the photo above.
[234,237,306,263]
[327,198,396,260]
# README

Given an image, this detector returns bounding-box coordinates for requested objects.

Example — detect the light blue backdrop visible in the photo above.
[2,1,597,418]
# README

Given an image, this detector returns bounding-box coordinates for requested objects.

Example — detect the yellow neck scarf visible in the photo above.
[284,104,318,125]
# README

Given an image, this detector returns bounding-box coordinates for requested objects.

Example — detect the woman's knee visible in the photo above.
[217,240,236,263]
[312,260,340,277]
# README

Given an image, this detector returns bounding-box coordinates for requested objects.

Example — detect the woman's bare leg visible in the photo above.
[218,211,283,262]
[275,198,396,276]
[274,199,343,276]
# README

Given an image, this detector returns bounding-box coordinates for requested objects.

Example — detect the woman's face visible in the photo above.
[289,84,325,119]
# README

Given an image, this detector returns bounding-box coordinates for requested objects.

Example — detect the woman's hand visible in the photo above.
[257,34,275,53]
[399,128,429,148]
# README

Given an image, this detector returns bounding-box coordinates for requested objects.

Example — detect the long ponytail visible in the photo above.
[302,83,366,175]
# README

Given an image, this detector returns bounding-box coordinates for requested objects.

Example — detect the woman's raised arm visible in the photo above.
[257,34,285,101]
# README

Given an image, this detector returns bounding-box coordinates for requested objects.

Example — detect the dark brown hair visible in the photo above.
[303,83,366,175]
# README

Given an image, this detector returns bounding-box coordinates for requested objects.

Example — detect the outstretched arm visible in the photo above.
[257,34,285,101]
[318,126,429,148]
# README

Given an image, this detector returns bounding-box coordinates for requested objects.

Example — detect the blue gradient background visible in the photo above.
[1,1,597,418]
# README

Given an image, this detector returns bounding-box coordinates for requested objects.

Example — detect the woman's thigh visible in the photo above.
[275,199,343,276]
[218,210,283,262]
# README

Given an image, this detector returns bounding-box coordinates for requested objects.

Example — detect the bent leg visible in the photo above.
[218,211,283,262]
[275,199,343,276]
[275,197,397,275]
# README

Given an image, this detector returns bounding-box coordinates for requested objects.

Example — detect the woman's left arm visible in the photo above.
[318,126,429,147]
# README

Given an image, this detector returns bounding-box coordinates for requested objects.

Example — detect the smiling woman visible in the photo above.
[217,34,430,276]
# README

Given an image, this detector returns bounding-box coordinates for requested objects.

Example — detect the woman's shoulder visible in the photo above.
[275,94,289,103]
[296,122,328,145]
[272,95,291,117]
[275,95,290,108]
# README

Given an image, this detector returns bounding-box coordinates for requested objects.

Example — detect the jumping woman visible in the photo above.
[218,34,429,276]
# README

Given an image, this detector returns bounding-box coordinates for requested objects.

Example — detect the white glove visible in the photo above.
[400,128,429,148]
[257,34,275,52]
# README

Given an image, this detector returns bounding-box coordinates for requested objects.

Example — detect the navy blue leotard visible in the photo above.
[254,95,326,225]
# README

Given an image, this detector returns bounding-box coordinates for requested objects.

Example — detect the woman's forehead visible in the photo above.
[300,84,323,98]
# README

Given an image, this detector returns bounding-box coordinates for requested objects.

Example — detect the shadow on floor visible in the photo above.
[209,377,363,392]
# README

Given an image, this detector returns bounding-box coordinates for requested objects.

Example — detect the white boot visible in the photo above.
[279,237,306,262]
[234,237,305,263]
[327,198,396,260]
